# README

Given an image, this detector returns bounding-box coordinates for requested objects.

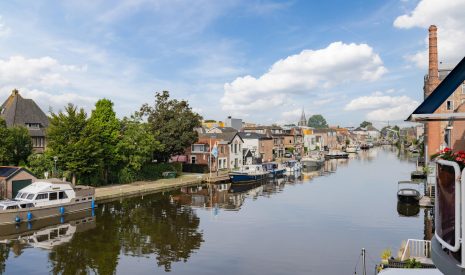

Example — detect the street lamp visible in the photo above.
[53,156,58,177]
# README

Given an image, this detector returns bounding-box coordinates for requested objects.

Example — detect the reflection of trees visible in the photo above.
[0,244,9,274]
[48,192,203,274]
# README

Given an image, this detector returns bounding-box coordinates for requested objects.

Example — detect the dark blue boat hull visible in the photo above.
[229,173,268,183]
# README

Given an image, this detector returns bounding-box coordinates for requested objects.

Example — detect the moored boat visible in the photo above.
[0,180,95,225]
[397,181,422,204]
[325,151,349,159]
[301,154,325,168]
[262,162,285,177]
[345,145,357,153]
[229,165,269,184]
[284,160,302,172]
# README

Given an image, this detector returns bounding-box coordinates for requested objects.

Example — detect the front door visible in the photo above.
[12,179,32,198]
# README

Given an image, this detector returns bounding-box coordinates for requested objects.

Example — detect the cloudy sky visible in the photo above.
[0,0,464,127]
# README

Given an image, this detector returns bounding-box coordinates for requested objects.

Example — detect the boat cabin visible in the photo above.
[15,181,75,206]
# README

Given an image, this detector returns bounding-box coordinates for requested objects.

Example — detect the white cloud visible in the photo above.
[221,42,387,113]
[0,55,75,87]
[281,108,302,123]
[345,94,419,121]
[394,0,465,68]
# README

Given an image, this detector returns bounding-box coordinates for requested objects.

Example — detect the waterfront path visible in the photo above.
[95,173,205,202]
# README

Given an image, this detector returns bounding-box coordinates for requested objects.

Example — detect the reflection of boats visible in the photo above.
[397,201,420,217]
[397,181,422,203]
[284,160,302,172]
[325,151,349,159]
[360,144,369,150]
[229,181,264,193]
[0,180,95,225]
[229,165,269,183]
[0,210,96,248]
[262,162,285,177]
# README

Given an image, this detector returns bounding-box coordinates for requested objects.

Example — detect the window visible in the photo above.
[447,100,453,110]
[59,191,68,199]
[6,205,19,210]
[234,144,237,153]
[49,192,58,201]
[36,193,48,200]
[27,194,34,200]
[16,193,22,199]
[21,193,28,199]
[191,144,206,152]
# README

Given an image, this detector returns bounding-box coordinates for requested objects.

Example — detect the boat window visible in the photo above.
[59,191,68,199]
[21,193,28,199]
[49,192,58,201]
[27,194,35,200]
[50,229,59,239]
[16,193,22,199]
[6,205,19,210]
[20,203,34,208]
[36,234,49,242]
[36,193,48,200]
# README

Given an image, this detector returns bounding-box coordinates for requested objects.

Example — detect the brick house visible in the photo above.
[0,166,37,199]
[238,132,273,164]
[186,132,244,171]
[0,89,49,153]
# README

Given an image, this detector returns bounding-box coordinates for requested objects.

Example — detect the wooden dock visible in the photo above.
[95,174,204,202]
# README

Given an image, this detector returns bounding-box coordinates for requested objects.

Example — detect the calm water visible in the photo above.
[0,146,431,275]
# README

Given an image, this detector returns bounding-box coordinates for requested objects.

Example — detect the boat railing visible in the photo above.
[400,239,431,262]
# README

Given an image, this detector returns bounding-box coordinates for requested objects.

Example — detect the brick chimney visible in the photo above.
[427,25,439,96]
[426,25,441,158]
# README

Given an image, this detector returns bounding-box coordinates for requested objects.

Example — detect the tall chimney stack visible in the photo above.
[426,25,441,158]
[427,25,439,96]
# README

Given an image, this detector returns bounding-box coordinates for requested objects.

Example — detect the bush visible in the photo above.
[116,162,183,184]
[182,163,209,173]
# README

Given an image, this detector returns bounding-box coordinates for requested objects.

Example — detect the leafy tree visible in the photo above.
[87,99,121,184]
[360,121,373,128]
[307,114,328,129]
[27,153,54,178]
[47,104,102,184]
[6,126,32,166]
[0,118,10,165]
[139,91,202,162]
[117,114,163,172]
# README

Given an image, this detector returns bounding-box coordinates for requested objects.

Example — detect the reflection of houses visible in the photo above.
[0,166,36,199]
[0,90,49,153]
[186,132,244,170]
[238,132,273,164]
[352,125,380,143]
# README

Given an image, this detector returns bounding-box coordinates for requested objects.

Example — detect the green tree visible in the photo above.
[6,126,33,166]
[360,121,373,128]
[27,153,54,178]
[139,91,202,162]
[87,99,121,184]
[47,104,101,184]
[117,114,163,172]
[307,114,328,129]
[0,118,10,165]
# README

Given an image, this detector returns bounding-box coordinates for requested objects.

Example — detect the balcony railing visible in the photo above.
[400,239,432,263]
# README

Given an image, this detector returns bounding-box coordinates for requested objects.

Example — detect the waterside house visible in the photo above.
[238,132,273,164]
[0,89,49,153]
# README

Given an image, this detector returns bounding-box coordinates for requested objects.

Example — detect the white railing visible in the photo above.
[400,239,432,262]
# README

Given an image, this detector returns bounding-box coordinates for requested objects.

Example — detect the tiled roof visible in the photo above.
[0,90,49,131]
[199,132,242,143]
[238,132,270,139]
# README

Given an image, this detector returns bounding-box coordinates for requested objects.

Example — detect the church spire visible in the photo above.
[298,107,307,126]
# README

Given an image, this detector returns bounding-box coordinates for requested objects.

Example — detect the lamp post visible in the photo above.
[53,156,58,177]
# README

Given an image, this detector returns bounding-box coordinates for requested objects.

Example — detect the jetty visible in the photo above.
[95,173,204,202]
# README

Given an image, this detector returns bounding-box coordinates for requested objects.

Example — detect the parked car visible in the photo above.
[284,152,292,158]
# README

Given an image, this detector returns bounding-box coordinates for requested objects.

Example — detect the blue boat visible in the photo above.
[228,165,269,183]
[262,162,286,177]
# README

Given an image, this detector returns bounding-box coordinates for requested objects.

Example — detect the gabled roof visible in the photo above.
[199,132,243,144]
[0,166,35,180]
[238,132,271,140]
[408,56,465,121]
[207,126,237,133]
[0,90,49,129]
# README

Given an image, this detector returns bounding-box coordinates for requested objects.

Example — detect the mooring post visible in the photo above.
[362,248,366,275]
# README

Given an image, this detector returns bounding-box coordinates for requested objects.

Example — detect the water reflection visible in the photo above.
[397,202,420,217]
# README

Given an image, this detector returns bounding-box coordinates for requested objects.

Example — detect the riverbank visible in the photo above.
[95,173,204,202]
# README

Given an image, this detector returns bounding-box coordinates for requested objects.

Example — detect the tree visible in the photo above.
[360,121,373,128]
[307,114,328,129]
[27,153,54,178]
[87,99,121,184]
[6,126,32,166]
[139,91,202,162]
[0,118,10,165]
[117,114,163,172]
[47,104,102,184]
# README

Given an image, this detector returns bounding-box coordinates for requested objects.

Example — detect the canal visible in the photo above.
[0,146,429,274]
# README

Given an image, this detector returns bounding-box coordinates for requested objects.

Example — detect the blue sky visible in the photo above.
[0,0,463,128]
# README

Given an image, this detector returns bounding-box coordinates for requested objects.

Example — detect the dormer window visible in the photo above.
[26,123,40,129]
